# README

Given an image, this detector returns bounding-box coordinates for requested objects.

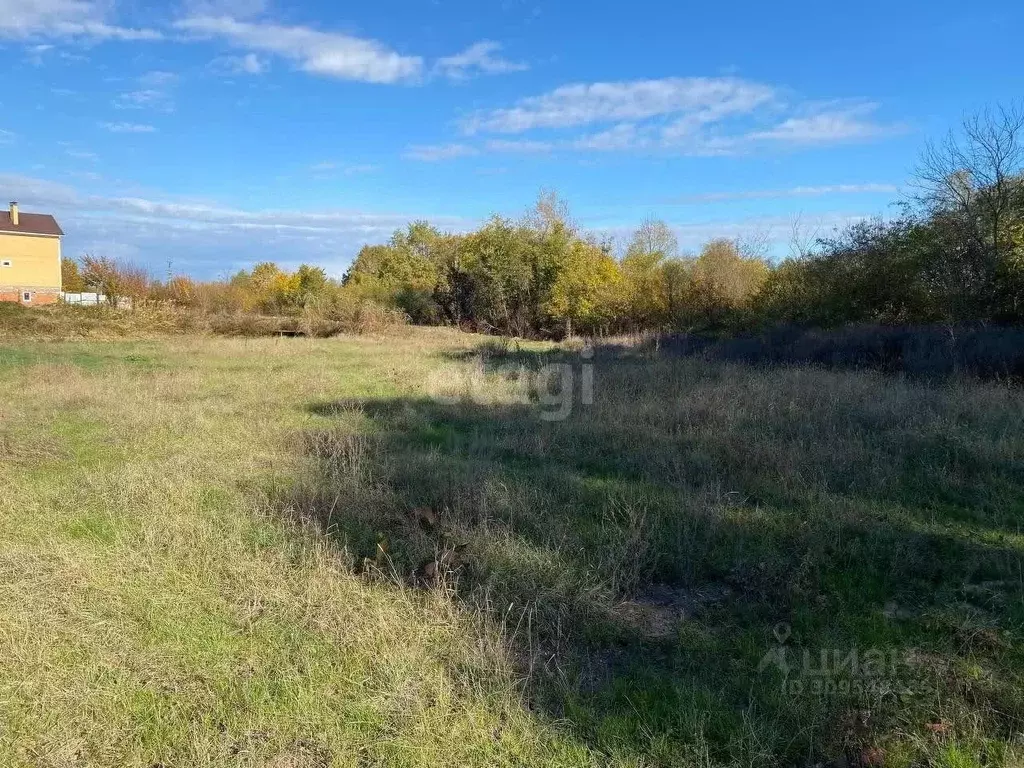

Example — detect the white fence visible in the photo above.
[61,292,107,306]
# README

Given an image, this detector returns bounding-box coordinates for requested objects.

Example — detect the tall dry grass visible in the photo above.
[0,300,407,342]
[1,330,1022,767]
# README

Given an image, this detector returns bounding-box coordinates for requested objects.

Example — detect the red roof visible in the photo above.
[0,210,64,236]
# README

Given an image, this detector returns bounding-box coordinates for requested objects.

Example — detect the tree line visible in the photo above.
[342,107,1024,336]
[62,256,341,315]
[342,201,772,337]
[61,106,1024,337]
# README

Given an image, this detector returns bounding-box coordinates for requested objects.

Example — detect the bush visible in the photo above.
[656,325,1024,380]
[0,298,406,341]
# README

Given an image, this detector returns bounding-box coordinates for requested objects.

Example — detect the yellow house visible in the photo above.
[0,202,64,305]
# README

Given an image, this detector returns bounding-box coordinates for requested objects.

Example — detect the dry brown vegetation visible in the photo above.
[1,329,1022,767]
[0,301,406,342]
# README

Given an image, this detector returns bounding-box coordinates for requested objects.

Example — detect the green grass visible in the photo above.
[1,329,1022,767]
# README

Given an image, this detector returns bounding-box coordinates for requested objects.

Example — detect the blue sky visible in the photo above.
[1,0,1021,278]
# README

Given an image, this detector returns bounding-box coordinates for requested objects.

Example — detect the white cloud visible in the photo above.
[673,214,871,253]
[310,162,379,175]
[25,42,55,64]
[745,103,905,144]
[435,41,527,80]
[0,172,469,276]
[593,213,874,257]
[342,164,378,175]
[114,88,175,112]
[0,0,161,41]
[138,70,179,87]
[182,0,268,18]
[461,76,777,134]
[442,80,905,159]
[0,129,15,145]
[670,183,899,204]
[54,20,162,40]
[404,143,480,162]
[483,138,554,154]
[570,123,646,152]
[175,15,423,84]
[102,121,157,133]
[211,52,267,74]
[112,70,180,113]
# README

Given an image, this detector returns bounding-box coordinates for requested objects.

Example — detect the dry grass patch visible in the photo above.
[1,331,1022,767]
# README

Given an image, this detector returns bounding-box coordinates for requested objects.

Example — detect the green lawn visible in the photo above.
[1,330,1022,767]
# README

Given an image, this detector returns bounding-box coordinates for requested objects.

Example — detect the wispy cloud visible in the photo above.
[569,123,646,152]
[114,88,175,112]
[0,172,470,276]
[435,41,527,80]
[0,129,15,145]
[593,213,874,256]
[182,0,268,18]
[175,15,424,84]
[24,42,54,64]
[0,0,161,41]
[101,121,157,133]
[210,52,268,75]
[441,79,905,159]
[744,102,907,144]
[669,183,899,204]
[483,138,554,154]
[138,70,179,87]
[310,162,379,175]
[404,143,480,162]
[461,77,777,134]
[3,3,523,91]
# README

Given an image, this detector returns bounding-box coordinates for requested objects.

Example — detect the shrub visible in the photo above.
[656,325,1024,381]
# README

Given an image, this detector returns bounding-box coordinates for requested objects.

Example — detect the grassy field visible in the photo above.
[1,329,1022,767]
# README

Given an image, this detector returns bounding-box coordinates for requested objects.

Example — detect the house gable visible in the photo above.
[0,204,63,303]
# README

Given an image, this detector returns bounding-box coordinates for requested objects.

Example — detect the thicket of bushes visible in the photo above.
[55,256,407,337]
[343,107,1024,339]
[654,324,1024,380]
[0,300,405,340]
[48,107,1024,349]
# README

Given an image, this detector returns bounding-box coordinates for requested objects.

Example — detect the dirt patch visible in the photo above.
[613,582,732,640]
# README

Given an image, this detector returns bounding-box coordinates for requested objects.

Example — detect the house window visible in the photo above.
[22,292,32,303]
[0,260,10,267]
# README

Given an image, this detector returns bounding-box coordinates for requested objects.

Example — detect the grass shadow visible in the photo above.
[272,346,1024,767]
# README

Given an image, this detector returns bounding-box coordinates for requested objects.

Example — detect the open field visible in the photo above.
[1,329,1023,767]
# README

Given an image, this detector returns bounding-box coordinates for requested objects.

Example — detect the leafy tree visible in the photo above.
[345,224,442,322]
[81,255,149,308]
[294,265,330,306]
[620,218,677,329]
[689,239,769,327]
[61,257,86,292]
[546,238,622,336]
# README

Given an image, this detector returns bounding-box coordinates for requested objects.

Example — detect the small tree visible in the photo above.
[80,255,150,308]
[61,258,86,292]
[620,218,678,329]
[914,105,1024,319]
[689,239,769,326]
[546,238,622,337]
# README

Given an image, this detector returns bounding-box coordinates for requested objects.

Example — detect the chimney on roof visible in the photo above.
[9,202,18,227]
